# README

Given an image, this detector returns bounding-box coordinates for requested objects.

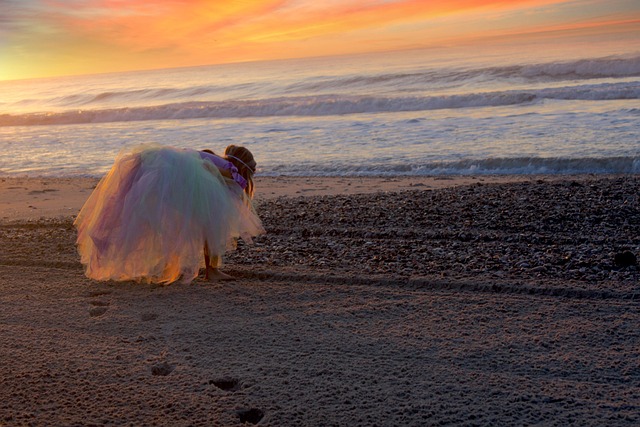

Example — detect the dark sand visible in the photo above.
[1,175,639,426]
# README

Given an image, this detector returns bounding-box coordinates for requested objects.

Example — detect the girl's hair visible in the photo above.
[224,145,256,198]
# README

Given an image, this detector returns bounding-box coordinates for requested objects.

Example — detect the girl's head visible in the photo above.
[224,145,256,197]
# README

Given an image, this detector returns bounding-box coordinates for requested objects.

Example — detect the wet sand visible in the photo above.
[1,175,639,426]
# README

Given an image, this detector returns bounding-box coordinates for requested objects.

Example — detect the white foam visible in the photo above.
[257,157,640,177]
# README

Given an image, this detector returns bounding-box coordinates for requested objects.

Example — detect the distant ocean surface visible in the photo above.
[1,35,639,177]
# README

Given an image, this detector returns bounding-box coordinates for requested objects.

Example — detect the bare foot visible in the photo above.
[205,266,235,281]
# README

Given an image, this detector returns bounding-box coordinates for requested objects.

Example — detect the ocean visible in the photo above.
[1,34,639,177]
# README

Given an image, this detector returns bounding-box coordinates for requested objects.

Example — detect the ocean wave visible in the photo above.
[8,55,639,112]
[6,82,264,112]
[48,84,245,107]
[285,55,640,92]
[1,81,638,127]
[519,55,640,79]
[263,157,640,176]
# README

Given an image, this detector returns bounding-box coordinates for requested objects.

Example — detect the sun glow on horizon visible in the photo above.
[0,0,639,81]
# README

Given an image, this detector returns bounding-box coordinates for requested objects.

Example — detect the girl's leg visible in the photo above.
[204,243,211,279]
[207,256,235,281]
[203,243,234,281]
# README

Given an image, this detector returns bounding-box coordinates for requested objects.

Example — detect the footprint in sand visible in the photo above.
[210,377,240,392]
[87,291,111,317]
[151,362,175,376]
[88,300,109,317]
[89,300,109,306]
[237,408,264,425]
[88,290,112,297]
[28,189,59,195]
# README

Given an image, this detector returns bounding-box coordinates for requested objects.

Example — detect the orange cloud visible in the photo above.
[45,0,286,50]
[43,0,570,53]
[2,0,639,80]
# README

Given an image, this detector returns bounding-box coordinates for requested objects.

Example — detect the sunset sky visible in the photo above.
[1,0,639,81]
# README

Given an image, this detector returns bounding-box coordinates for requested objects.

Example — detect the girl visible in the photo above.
[74,144,264,284]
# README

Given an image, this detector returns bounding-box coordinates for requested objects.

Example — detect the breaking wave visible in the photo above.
[265,157,640,176]
[287,55,640,92]
[2,81,638,127]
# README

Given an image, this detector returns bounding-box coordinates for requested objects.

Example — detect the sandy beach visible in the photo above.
[1,175,639,426]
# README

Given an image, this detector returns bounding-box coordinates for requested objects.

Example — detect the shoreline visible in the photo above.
[1,174,639,426]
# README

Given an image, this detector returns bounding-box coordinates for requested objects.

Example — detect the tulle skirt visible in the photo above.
[74,144,265,284]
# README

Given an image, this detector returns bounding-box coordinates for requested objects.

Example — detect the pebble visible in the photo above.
[614,251,637,267]
[229,176,640,291]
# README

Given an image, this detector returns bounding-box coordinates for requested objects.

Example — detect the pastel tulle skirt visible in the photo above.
[74,145,264,284]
